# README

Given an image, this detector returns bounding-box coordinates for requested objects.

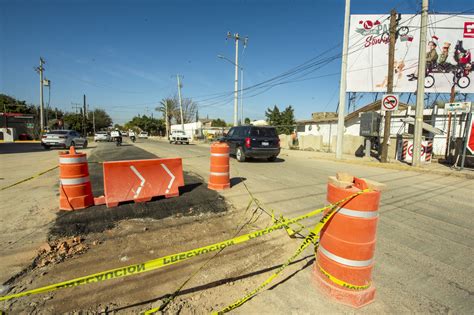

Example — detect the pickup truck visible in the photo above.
[169,130,190,144]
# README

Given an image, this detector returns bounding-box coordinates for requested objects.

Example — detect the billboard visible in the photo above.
[346,14,474,93]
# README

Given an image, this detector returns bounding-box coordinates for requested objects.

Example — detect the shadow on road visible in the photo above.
[230,177,247,188]
[0,143,45,154]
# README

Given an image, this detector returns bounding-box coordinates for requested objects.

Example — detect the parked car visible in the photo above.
[94,131,110,142]
[41,130,88,150]
[169,130,190,144]
[220,126,280,162]
[138,131,149,139]
[122,131,128,137]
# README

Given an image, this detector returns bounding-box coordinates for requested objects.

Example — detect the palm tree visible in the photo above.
[156,98,176,137]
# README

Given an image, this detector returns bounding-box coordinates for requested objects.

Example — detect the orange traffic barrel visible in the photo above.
[59,146,94,210]
[313,177,382,308]
[208,142,230,190]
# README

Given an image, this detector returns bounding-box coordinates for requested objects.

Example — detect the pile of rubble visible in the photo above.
[36,237,89,268]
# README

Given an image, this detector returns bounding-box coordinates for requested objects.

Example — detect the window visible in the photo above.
[250,127,277,137]
[48,130,68,135]
[227,128,235,137]
[236,127,248,137]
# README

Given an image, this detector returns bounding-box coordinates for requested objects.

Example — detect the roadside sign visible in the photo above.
[467,120,474,154]
[26,123,34,128]
[382,94,399,111]
[401,140,431,163]
[445,102,471,113]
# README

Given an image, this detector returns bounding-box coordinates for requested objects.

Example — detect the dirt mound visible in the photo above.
[36,237,89,268]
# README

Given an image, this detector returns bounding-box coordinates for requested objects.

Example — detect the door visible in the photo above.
[72,131,85,146]
[226,128,237,154]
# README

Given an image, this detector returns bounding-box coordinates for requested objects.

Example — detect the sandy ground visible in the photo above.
[1,140,473,314]
[0,143,95,284]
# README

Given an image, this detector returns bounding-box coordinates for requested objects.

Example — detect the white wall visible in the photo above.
[0,128,16,142]
[298,107,469,157]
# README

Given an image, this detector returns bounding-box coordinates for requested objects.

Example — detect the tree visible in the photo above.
[124,115,165,136]
[155,96,198,134]
[265,105,295,135]
[63,113,84,132]
[88,108,112,131]
[0,94,30,114]
[156,98,176,137]
[265,105,281,126]
[211,118,226,127]
[279,105,295,135]
[244,117,251,124]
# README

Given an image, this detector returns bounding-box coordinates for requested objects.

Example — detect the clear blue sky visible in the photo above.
[1,0,472,124]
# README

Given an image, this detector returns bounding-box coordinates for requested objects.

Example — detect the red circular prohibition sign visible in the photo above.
[383,95,398,110]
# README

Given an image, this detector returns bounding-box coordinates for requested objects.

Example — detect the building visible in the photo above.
[295,100,469,159]
[0,112,36,141]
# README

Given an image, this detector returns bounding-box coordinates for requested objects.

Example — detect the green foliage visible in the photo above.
[124,115,165,135]
[244,117,251,124]
[211,118,226,127]
[63,113,84,132]
[89,108,112,130]
[265,105,281,126]
[265,105,295,135]
[280,105,296,135]
[0,94,30,114]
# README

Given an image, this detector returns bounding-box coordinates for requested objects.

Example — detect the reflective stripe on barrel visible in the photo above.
[59,156,88,164]
[60,176,90,185]
[210,172,229,177]
[338,207,378,218]
[319,245,374,267]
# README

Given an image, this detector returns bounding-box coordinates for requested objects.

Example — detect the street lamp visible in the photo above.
[217,54,244,125]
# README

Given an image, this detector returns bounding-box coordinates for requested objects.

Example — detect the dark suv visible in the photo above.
[221,126,280,162]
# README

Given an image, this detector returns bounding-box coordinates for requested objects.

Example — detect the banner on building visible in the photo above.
[346,14,474,93]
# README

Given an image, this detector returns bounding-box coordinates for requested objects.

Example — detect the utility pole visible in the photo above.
[381,9,398,163]
[35,57,46,135]
[165,101,169,138]
[444,85,455,160]
[226,32,248,126]
[83,95,87,136]
[335,0,351,160]
[177,74,184,131]
[92,110,96,134]
[240,68,244,124]
[412,0,429,167]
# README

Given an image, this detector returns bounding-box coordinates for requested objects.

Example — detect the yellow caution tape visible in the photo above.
[213,190,370,314]
[0,166,59,191]
[0,190,367,303]
[317,264,371,291]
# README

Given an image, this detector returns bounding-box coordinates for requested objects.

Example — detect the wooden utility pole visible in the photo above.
[444,85,456,161]
[176,74,184,131]
[381,9,398,163]
[83,94,87,136]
